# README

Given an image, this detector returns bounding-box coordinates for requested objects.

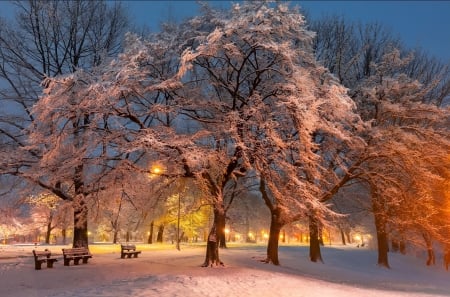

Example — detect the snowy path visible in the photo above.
[0,244,449,297]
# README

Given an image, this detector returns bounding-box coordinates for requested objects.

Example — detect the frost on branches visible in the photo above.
[343,49,450,268]
[23,1,449,269]
[175,1,364,265]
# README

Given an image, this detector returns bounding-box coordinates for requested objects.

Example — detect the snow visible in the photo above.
[0,243,449,297]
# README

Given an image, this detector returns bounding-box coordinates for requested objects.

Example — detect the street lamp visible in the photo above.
[149,164,164,178]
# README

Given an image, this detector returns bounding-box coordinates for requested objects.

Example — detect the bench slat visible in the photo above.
[62,247,92,266]
[33,250,58,270]
[120,244,142,259]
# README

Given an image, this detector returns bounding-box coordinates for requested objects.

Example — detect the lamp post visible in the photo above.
[176,192,181,251]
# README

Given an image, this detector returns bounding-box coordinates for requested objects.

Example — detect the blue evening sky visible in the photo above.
[0,1,449,61]
[124,1,450,62]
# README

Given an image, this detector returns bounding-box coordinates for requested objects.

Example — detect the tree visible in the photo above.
[24,1,361,267]
[0,0,129,248]
[323,50,450,268]
[26,193,65,244]
[311,15,450,267]
[176,1,363,265]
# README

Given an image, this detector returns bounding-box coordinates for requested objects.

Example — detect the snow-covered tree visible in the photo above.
[0,0,129,248]
[25,193,62,244]
[332,49,450,268]
[24,1,366,266]
[175,1,364,265]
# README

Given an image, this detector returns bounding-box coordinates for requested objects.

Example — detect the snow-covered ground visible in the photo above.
[0,243,449,297]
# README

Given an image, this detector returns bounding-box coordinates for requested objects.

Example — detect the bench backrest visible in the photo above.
[33,250,51,258]
[121,244,136,250]
[62,247,91,256]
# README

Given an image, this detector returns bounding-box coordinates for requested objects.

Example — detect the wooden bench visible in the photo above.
[32,249,58,270]
[62,247,92,266]
[120,244,142,259]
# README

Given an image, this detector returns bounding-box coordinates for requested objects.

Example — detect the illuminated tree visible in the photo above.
[176,1,363,265]
[322,50,450,268]
[26,193,70,244]
[0,0,128,248]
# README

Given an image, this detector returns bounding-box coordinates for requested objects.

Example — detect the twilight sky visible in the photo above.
[0,1,449,61]
[123,1,450,62]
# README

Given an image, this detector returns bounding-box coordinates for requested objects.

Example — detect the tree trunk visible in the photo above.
[372,198,390,268]
[340,227,346,245]
[309,215,323,263]
[346,231,352,244]
[399,240,406,254]
[73,201,88,248]
[45,221,52,244]
[265,209,283,265]
[218,211,226,248]
[62,229,67,245]
[148,221,154,244]
[423,232,435,266]
[157,224,164,243]
[318,225,324,246]
[113,229,119,244]
[391,238,399,252]
[202,208,225,267]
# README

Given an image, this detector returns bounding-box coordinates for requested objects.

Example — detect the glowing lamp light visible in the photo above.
[149,164,164,178]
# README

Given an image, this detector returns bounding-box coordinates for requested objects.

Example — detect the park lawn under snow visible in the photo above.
[0,243,449,297]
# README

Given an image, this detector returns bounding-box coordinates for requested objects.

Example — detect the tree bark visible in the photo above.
[156,224,164,243]
[148,221,154,244]
[73,201,88,248]
[264,209,283,265]
[340,226,346,245]
[309,215,323,263]
[202,208,225,267]
[62,229,67,245]
[113,229,119,244]
[399,240,406,254]
[217,212,226,249]
[318,225,324,246]
[45,218,53,244]
[423,232,435,266]
[372,197,390,268]
[346,231,352,244]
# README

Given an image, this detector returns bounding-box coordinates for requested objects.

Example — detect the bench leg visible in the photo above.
[82,257,89,264]
[35,262,42,270]
[133,253,138,258]
[64,259,70,266]
[74,258,81,265]
[47,260,56,268]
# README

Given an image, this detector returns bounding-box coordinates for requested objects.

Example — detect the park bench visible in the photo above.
[62,247,92,266]
[32,249,58,270]
[120,244,142,259]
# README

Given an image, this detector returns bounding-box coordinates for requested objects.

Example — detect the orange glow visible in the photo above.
[152,166,162,174]
[149,164,164,178]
